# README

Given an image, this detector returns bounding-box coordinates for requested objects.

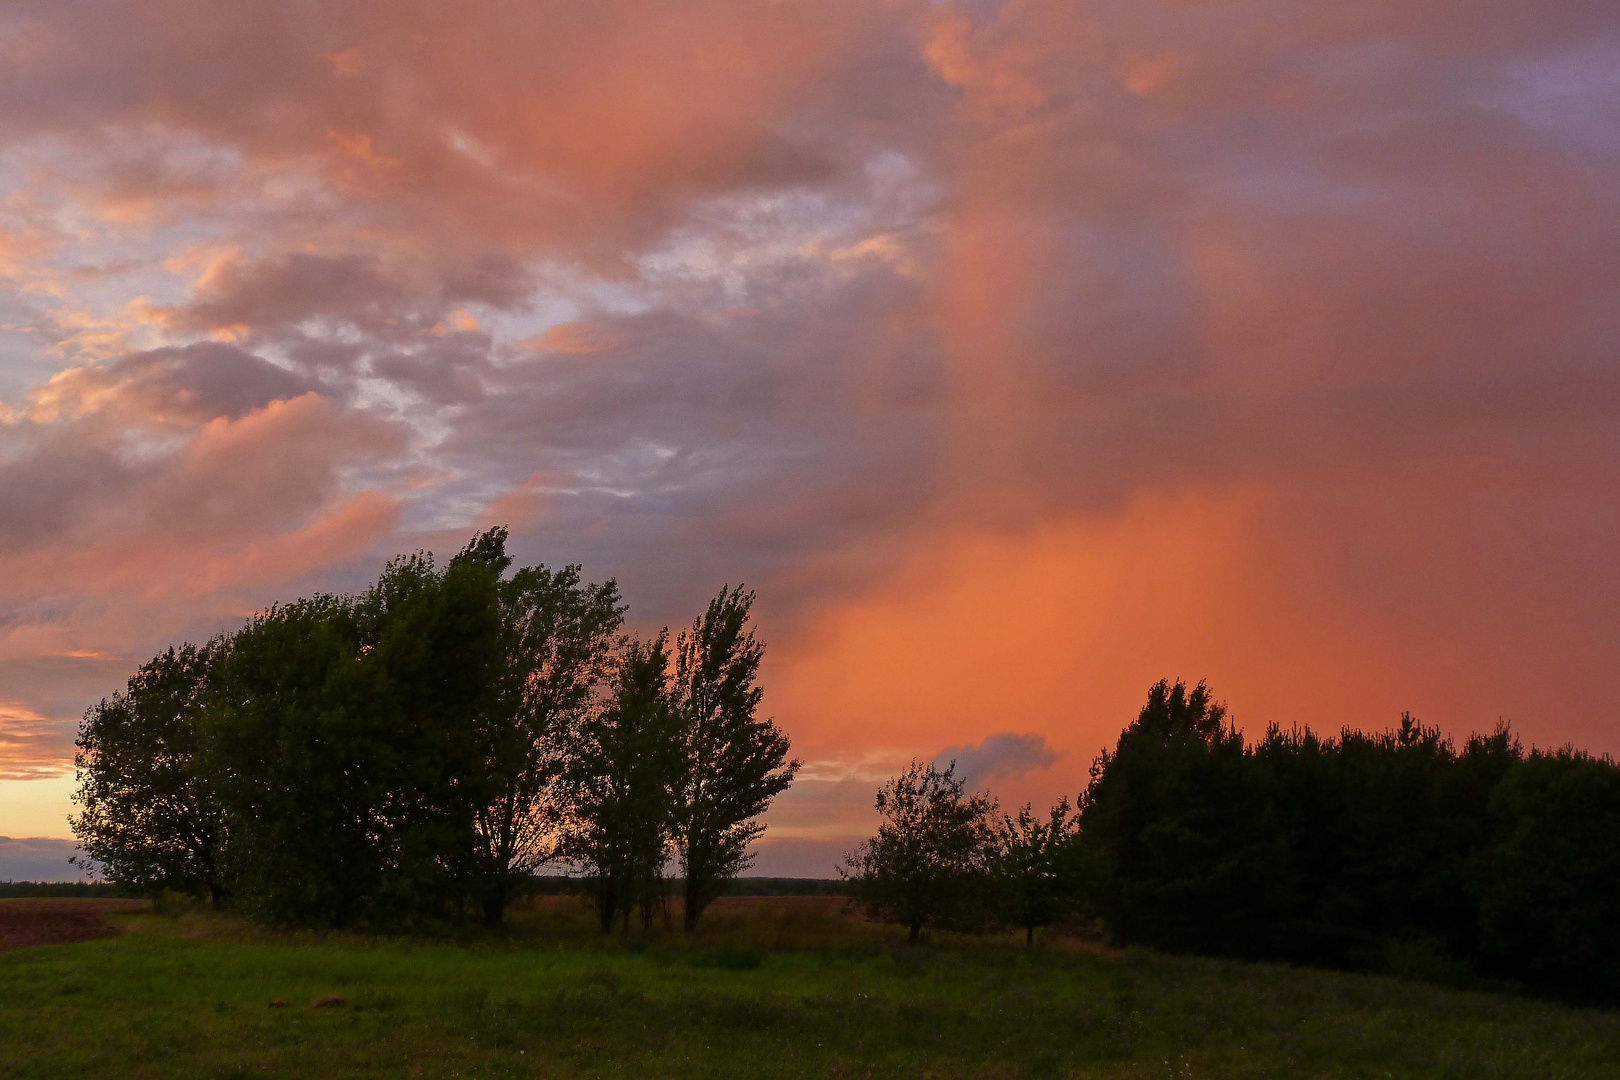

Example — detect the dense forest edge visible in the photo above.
[64,528,1620,1004]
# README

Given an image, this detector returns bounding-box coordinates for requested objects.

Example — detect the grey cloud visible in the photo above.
[0,837,92,883]
[426,269,945,625]
[937,733,1061,789]
[167,253,410,336]
[0,436,136,552]
[59,342,315,424]
[748,836,854,879]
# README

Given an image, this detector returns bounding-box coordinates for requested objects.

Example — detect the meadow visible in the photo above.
[2,896,1618,1079]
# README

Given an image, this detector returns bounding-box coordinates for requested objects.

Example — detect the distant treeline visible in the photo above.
[520,877,844,898]
[844,679,1620,1002]
[72,528,798,932]
[0,882,129,899]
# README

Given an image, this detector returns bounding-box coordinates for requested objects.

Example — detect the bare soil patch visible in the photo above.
[0,899,145,953]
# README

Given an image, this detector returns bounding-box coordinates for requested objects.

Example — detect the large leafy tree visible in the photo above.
[205,594,388,927]
[354,537,511,922]
[1079,678,1281,954]
[1478,748,1620,1001]
[561,630,684,932]
[671,586,799,930]
[71,643,229,902]
[842,760,998,944]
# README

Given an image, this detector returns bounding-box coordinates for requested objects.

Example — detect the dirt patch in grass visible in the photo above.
[0,900,145,953]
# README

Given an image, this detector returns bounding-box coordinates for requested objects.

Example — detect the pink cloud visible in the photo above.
[0,0,1616,836]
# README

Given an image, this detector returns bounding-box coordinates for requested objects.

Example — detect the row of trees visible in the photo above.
[72,528,799,930]
[845,679,1620,1001]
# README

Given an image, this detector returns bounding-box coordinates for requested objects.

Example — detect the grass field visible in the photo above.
[2,896,1618,1079]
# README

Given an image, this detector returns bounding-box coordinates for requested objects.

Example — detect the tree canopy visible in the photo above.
[72,530,792,931]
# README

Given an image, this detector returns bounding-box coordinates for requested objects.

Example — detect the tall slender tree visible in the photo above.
[671,586,799,930]
[455,530,625,925]
[561,630,683,932]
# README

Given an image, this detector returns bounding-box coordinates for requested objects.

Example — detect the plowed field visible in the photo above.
[0,900,142,953]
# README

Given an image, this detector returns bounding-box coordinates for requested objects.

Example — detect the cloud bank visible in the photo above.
[1,0,1617,845]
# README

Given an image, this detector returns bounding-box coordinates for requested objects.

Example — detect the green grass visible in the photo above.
[2,898,1617,1079]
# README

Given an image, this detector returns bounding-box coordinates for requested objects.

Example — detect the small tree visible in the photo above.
[561,630,684,933]
[71,642,230,902]
[671,586,799,930]
[842,760,998,944]
[992,797,1084,948]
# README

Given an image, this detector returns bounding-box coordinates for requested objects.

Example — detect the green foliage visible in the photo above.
[561,630,684,932]
[68,531,809,936]
[671,586,799,930]
[71,642,229,901]
[206,594,392,927]
[843,760,998,943]
[1079,679,1280,955]
[0,883,128,898]
[1078,679,1620,1003]
[991,797,1086,947]
[204,530,629,928]
[466,546,625,925]
[1479,747,1620,1000]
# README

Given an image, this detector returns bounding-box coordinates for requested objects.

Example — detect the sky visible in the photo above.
[1,0,1617,879]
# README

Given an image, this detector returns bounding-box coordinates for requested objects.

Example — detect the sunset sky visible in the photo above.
[1,1,1617,877]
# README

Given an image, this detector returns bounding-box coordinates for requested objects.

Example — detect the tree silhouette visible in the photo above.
[71,643,229,902]
[843,760,997,944]
[462,532,624,926]
[671,586,799,930]
[562,630,684,933]
[992,797,1085,948]
[1079,678,1280,954]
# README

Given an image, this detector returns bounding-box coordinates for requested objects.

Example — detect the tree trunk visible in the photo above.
[908,919,921,945]
[1026,924,1034,949]
[482,883,507,928]
[683,862,704,931]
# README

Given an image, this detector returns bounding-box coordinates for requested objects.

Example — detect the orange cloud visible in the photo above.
[1,0,1617,840]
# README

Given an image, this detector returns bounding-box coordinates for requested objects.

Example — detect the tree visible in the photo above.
[842,760,998,944]
[205,594,388,927]
[356,537,511,923]
[71,643,229,902]
[206,528,624,928]
[671,586,799,930]
[561,630,684,933]
[451,530,624,926]
[1478,748,1620,1001]
[992,797,1085,948]
[1079,678,1281,955]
